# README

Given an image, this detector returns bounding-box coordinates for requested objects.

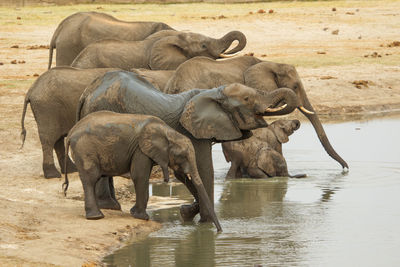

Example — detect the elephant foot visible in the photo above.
[61,159,78,174]
[97,198,121,210]
[43,164,61,179]
[180,202,200,222]
[85,209,105,220]
[130,206,149,220]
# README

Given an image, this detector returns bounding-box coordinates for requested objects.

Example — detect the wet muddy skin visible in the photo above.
[103,117,400,266]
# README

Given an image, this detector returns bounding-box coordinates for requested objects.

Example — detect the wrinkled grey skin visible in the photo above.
[130,68,175,91]
[20,67,117,178]
[222,119,306,178]
[64,111,222,232]
[48,11,174,68]
[164,56,348,170]
[77,71,298,222]
[71,29,246,70]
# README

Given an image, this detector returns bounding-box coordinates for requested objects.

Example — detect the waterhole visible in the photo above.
[104,117,400,266]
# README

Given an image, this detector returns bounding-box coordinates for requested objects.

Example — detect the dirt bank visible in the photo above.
[0,1,399,266]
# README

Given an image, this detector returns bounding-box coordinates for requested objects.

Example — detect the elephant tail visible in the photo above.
[48,29,58,69]
[20,96,30,149]
[62,137,70,196]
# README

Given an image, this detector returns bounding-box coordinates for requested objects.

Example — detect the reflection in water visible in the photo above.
[104,118,400,266]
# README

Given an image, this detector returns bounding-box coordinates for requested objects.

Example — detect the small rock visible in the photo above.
[248,11,253,15]
[346,12,355,15]
[331,29,339,35]
[332,7,337,12]
[261,54,267,57]
[11,60,17,64]
[387,41,400,47]
[358,35,362,39]
[33,73,39,77]
[320,76,337,80]
[218,15,226,19]
[323,27,329,31]
[245,52,254,56]
[96,6,103,9]
[18,60,26,64]
[0,62,3,65]
[269,9,274,14]
[17,16,21,20]
[257,9,266,14]
[11,45,19,48]
[201,16,206,19]
[317,51,326,54]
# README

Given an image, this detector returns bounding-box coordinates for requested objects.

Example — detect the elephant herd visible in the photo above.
[20,11,348,232]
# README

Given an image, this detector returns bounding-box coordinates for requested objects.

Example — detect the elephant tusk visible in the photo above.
[265,104,287,113]
[187,174,192,180]
[219,52,239,58]
[299,106,315,114]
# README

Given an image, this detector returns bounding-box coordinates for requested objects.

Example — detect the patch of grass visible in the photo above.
[0,1,398,26]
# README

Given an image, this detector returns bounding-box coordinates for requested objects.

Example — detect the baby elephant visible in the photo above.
[64,111,221,232]
[222,119,306,179]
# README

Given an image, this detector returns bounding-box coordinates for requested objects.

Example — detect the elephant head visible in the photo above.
[269,119,301,144]
[137,119,222,232]
[149,31,246,70]
[244,62,349,169]
[180,83,298,142]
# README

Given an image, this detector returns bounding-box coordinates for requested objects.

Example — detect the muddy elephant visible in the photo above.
[222,119,306,178]
[71,29,246,70]
[48,11,174,68]
[76,70,298,222]
[164,56,348,170]
[64,111,222,231]
[20,67,117,178]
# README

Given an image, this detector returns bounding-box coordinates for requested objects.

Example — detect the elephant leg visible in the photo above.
[226,160,240,179]
[191,139,214,223]
[95,176,121,210]
[39,137,60,179]
[54,137,77,174]
[78,168,104,219]
[174,172,200,222]
[247,167,270,179]
[130,149,152,221]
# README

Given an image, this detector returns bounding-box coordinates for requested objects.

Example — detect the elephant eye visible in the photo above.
[201,44,207,49]
[244,96,249,101]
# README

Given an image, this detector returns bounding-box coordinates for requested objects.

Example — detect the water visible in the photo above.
[104,117,400,267]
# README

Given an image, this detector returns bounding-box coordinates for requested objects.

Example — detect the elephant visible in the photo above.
[76,70,299,222]
[48,11,174,68]
[70,29,246,70]
[63,111,222,232]
[222,119,306,178]
[164,56,349,170]
[20,67,117,178]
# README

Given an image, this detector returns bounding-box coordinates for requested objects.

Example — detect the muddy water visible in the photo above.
[104,118,400,266]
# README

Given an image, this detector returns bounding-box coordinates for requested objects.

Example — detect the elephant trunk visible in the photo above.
[214,31,247,57]
[188,154,222,232]
[298,89,349,169]
[259,87,298,116]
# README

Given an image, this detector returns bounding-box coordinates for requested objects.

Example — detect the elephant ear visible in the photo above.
[271,123,289,144]
[244,62,279,92]
[149,35,188,70]
[138,123,169,168]
[179,89,242,141]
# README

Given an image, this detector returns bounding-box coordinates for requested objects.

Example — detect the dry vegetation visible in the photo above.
[0,1,400,266]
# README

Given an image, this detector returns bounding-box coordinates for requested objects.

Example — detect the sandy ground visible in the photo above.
[1,1,400,266]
